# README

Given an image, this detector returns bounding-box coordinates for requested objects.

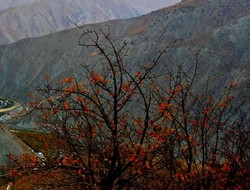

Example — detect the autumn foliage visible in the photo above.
[5,28,250,189]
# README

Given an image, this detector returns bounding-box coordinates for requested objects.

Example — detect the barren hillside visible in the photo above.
[0,0,139,44]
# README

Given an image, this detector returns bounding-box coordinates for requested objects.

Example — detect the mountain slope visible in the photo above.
[0,0,249,109]
[0,0,40,11]
[0,0,139,44]
[0,124,29,171]
[125,0,181,14]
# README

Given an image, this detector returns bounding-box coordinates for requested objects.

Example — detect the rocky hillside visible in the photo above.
[0,0,139,44]
[0,0,249,109]
[125,0,181,14]
[0,0,40,11]
[0,124,29,172]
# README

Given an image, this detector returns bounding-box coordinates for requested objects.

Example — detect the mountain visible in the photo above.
[125,0,181,14]
[0,0,249,120]
[0,0,139,44]
[0,124,29,173]
[0,0,40,11]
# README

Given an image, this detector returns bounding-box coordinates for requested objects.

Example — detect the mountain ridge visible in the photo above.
[124,0,181,14]
[0,0,40,11]
[0,0,139,45]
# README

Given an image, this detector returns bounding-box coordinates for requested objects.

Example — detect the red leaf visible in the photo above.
[136,71,141,77]
[137,129,143,139]
[64,102,70,110]
[9,154,14,160]
[44,75,50,81]
[63,77,74,83]
[129,154,136,161]
[222,163,231,171]
[145,161,151,169]
[193,119,198,126]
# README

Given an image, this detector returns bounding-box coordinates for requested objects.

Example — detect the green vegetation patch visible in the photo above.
[13,130,54,152]
[12,130,66,161]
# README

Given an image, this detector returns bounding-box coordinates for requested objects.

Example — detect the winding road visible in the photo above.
[0,99,22,113]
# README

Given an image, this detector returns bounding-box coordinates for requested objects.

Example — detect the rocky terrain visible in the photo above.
[0,0,139,44]
[125,0,181,14]
[0,0,40,11]
[0,123,29,172]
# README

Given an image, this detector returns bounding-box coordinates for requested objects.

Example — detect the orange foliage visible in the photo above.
[63,76,74,83]
[158,102,172,113]
[90,72,104,83]
[64,102,70,110]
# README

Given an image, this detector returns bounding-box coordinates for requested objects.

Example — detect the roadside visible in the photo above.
[0,98,22,122]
